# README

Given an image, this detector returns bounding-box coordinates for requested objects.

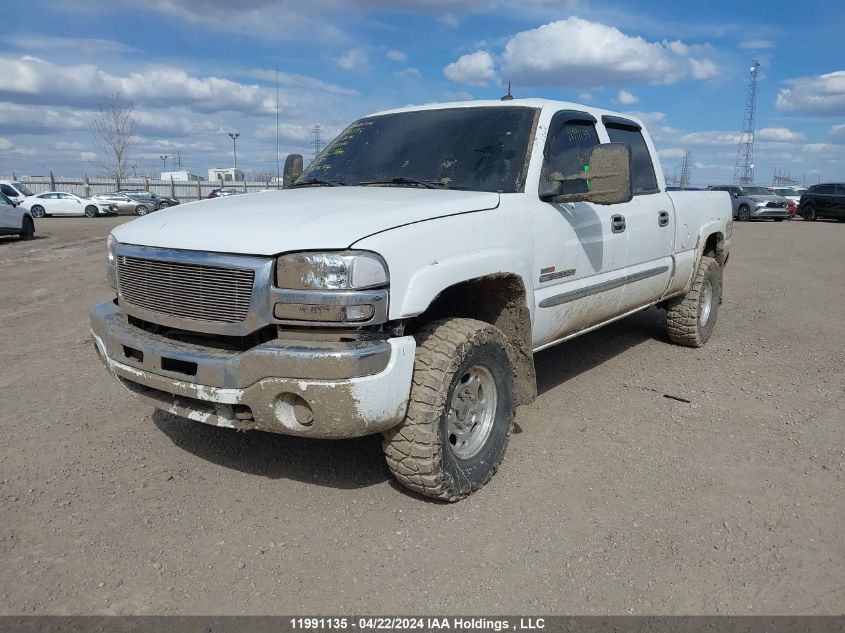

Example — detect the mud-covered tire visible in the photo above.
[382,318,515,501]
[666,255,721,348]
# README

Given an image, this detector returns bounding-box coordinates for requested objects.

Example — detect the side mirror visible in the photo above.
[539,142,633,205]
[731,192,738,198]
[283,154,304,189]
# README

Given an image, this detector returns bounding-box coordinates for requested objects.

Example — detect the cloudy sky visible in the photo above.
[2,0,844,186]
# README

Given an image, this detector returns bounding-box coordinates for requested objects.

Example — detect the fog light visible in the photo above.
[274,393,314,428]
[343,304,375,322]
[273,303,375,323]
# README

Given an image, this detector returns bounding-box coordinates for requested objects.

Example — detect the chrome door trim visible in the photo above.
[538,265,669,308]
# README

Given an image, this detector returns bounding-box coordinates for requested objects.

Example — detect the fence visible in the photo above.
[3,174,279,202]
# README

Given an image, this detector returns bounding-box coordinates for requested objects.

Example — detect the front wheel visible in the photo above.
[84,205,98,218]
[135,205,149,216]
[666,256,721,348]
[30,205,46,218]
[382,318,515,501]
[19,216,35,241]
[737,205,751,221]
[158,201,169,208]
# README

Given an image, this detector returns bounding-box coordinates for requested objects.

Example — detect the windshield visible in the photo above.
[13,182,34,196]
[298,106,538,193]
[739,186,774,196]
[776,187,797,195]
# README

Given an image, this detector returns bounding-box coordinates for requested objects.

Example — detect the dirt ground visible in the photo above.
[0,216,842,615]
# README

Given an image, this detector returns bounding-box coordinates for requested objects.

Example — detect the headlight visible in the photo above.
[106,235,117,290]
[276,251,388,290]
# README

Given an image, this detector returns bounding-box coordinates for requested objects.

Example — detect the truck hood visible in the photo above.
[111,187,500,256]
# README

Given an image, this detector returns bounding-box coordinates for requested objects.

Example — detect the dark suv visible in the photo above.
[799,183,845,221]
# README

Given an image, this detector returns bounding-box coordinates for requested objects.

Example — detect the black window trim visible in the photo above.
[540,110,601,199]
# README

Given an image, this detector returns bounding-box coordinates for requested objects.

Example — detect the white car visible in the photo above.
[22,191,115,218]
[0,191,35,240]
[770,186,806,204]
[0,180,36,204]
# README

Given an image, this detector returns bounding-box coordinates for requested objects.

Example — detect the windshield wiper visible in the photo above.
[358,177,447,189]
[291,178,345,187]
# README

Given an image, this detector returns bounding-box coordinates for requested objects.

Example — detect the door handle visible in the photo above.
[658,210,670,227]
[611,214,626,233]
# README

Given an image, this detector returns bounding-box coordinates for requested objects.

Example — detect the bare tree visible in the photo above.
[90,92,137,188]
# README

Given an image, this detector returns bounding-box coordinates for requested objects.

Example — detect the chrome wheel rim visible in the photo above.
[699,278,713,326]
[446,365,497,460]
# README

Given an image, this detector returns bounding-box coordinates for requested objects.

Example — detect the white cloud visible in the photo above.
[5,35,137,57]
[578,92,592,102]
[497,18,717,88]
[680,130,740,145]
[738,40,775,50]
[396,67,422,79]
[757,127,805,142]
[444,50,496,86]
[776,71,845,116]
[439,13,460,28]
[657,148,687,159]
[386,49,407,61]
[336,48,370,72]
[0,56,283,116]
[689,58,718,80]
[830,124,845,143]
[241,69,358,96]
[0,102,90,135]
[617,89,639,104]
[0,137,13,151]
[79,151,96,162]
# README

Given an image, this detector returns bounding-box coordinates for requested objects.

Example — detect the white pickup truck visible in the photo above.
[90,98,732,501]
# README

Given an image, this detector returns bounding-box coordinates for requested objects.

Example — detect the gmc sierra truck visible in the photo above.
[90,99,732,501]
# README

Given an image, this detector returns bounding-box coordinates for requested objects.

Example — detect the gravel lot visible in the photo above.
[1,216,842,615]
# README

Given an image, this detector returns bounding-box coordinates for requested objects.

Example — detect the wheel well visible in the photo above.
[703,232,726,266]
[408,274,537,406]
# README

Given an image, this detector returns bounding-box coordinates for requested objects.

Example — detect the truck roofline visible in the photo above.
[369,98,645,129]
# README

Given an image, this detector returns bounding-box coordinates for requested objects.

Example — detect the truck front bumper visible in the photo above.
[90,300,415,438]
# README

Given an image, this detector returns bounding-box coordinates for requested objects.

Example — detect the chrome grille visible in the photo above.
[117,256,255,324]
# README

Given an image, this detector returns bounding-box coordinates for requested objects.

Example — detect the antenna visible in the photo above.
[500,81,513,101]
[733,60,761,185]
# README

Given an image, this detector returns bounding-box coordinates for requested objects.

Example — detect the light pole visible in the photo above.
[160,155,168,173]
[228,132,240,172]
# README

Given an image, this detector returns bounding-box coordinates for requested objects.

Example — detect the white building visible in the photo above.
[160,170,202,182]
[208,168,245,182]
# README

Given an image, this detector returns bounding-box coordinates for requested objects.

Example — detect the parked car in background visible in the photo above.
[21,192,115,218]
[799,183,845,221]
[0,191,35,240]
[770,186,806,204]
[117,190,180,209]
[708,185,789,221]
[91,192,157,216]
[208,187,242,198]
[0,180,36,204]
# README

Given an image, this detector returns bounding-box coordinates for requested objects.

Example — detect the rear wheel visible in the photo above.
[84,205,98,218]
[30,205,46,218]
[135,205,149,216]
[803,205,816,221]
[19,216,34,241]
[666,256,721,348]
[382,318,515,501]
[737,205,751,221]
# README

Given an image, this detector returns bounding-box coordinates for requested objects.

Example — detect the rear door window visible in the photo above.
[603,121,659,195]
